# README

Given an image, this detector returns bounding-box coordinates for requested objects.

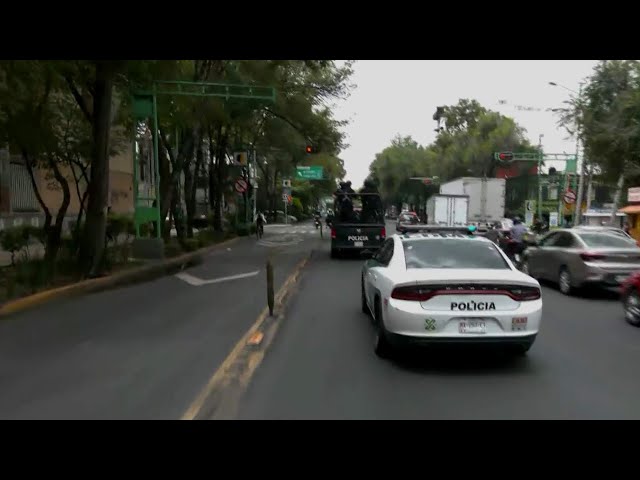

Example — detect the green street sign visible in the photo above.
[296,166,323,180]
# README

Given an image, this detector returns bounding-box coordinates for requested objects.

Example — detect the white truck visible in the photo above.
[426,194,469,226]
[439,177,506,224]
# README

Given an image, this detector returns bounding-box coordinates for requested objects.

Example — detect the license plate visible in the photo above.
[354,241,363,247]
[458,320,486,334]
[616,275,628,283]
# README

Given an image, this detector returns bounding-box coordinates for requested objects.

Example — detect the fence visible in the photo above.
[9,156,39,212]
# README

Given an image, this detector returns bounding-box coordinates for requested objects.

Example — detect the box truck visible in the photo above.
[439,177,506,224]
[426,194,469,226]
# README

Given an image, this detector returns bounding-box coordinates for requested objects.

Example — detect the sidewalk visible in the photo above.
[0,231,196,267]
[0,225,322,419]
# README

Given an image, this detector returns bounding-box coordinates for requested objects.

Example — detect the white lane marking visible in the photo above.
[175,270,260,286]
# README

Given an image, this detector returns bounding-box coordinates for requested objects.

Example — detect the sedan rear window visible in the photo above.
[578,232,637,248]
[402,239,510,269]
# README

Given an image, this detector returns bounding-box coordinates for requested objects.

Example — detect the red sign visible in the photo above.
[563,190,576,205]
[235,178,248,193]
[628,187,640,202]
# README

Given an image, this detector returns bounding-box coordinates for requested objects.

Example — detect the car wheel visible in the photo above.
[559,267,574,296]
[330,248,338,259]
[624,291,640,327]
[373,298,393,358]
[361,277,370,316]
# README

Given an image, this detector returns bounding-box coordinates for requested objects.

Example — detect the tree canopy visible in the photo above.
[367,99,536,208]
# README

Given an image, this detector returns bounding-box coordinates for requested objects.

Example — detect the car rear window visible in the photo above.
[578,232,637,248]
[402,239,510,269]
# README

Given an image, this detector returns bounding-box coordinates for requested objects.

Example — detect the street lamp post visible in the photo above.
[537,134,544,221]
[549,81,585,226]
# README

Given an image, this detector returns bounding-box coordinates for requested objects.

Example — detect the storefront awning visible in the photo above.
[618,205,640,214]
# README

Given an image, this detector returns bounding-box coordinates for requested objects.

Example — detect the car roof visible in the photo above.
[395,232,493,243]
[573,225,623,231]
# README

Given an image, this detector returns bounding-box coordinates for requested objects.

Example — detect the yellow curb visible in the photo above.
[0,236,240,319]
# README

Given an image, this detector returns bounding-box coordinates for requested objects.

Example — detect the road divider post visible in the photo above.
[267,256,275,316]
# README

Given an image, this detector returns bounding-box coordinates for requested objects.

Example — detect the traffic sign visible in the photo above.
[233,151,248,166]
[235,178,248,193]
[282,194,292,204]
[563,190,576,205]
[283,179,292,188]
[296,166,323,180]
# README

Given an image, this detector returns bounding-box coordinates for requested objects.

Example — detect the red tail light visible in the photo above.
[331,228,336,239]
[391,285,541,302]
[391,286,435,301]
[381,227,386,239]
[580,252,606,261]
[508,286,541,301]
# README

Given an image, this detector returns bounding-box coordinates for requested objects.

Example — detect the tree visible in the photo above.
[557,61,640,223]
[368,100,535,209]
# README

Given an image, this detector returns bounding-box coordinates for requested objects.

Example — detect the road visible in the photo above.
[0,222,322,419]
[2,220,640,419]
[235,224,640,420]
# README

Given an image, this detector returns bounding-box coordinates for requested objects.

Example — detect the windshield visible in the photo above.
[403,239,510,269]
[578,232,637,248]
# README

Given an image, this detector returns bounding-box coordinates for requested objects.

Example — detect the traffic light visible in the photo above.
[497,152,514,162]
[305,145,314,154]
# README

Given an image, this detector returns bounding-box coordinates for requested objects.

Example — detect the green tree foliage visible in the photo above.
[368,99,535,208]
[0,60,354,278]
[556,60,640,220]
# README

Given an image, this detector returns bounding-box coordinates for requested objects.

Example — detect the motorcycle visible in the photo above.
[314,216,321,229]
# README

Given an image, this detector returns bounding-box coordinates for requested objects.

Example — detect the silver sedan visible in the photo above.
[521,228,640,295]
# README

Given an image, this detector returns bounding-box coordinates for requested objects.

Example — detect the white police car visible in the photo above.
[361,227,542,358]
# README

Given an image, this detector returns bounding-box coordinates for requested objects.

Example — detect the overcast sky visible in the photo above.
[332,60,599,188]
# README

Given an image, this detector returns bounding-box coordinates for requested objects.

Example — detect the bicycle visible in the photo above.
[256,223,264,240]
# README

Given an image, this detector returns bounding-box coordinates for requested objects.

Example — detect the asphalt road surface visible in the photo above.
[236,229,640,420]
[0,223,322,419]
[2,219,640,419]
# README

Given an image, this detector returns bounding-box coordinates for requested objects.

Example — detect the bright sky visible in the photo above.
[332,60,599,188]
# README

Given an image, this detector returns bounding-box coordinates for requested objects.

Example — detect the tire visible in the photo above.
[624,291,640,327]
[373,298,393,358]
[558,267,574,296]
[331,248,340,259]
[361,277,370,315]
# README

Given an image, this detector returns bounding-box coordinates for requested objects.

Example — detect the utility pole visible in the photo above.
[537,134,544,221]
[572,82,585,226]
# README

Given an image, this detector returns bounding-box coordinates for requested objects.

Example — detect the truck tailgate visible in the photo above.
[332,224,386,249]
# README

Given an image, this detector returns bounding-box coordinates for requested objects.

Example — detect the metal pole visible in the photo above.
[252,149,257,221]
[537,135,543,222]
[152,88,161,239]
[573,83,585,226]
[133,122,140,237]
[284,197,288,224]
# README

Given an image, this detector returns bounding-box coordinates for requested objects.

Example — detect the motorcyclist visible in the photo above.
[508,216,528,261]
